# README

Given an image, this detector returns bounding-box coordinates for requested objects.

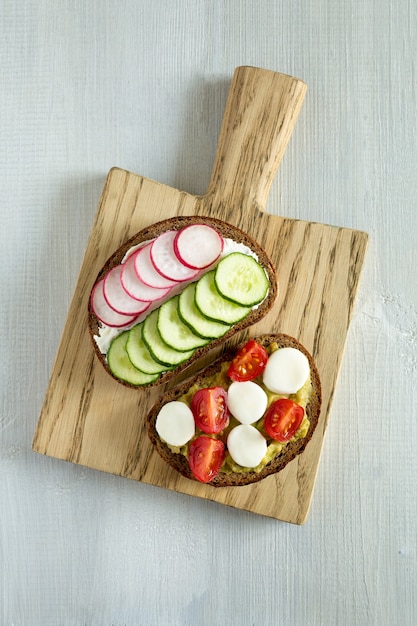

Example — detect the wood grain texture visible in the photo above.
[33,67,368,524]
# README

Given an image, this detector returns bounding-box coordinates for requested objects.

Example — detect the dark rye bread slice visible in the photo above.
[88,216,277,389]
[146,333,322,487]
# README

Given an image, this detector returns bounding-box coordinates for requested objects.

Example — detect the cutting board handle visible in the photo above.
[205,66,307,210]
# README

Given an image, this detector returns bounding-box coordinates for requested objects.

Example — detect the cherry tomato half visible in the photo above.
[190,387,229,434]
[263,398,305,442]
[227,339,269,382]
[188,436,225,483]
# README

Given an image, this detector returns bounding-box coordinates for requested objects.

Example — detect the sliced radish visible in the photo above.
[150,231,200,282]
[103,265,151,316]
[174,224,224,269]
[120,251,172,303]
[121,238,154,263]
[134,242,178,289]
[90,280,138,328]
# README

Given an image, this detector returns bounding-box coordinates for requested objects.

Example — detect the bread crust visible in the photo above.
[88,216,278,389]
[146,334,322,487]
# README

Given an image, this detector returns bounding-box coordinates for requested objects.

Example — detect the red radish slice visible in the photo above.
[150,231,200,282]
[103,265,151,316]
[91,280,138,328]
[121,251,172,302]
[134,243,178,289]
[122,238,155,262]
[174,224,224,269]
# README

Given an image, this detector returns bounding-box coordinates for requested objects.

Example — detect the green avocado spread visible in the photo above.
[168,342,312,474]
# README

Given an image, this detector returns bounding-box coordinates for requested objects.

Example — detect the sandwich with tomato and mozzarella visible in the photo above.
[146,334,321,487]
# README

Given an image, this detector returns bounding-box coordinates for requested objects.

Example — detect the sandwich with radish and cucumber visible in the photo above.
[88,216,278,388]
[146,334,321,486]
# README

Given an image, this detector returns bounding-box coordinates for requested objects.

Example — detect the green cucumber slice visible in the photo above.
[126,323,171,375]
[107,331,160,386]
[194,270,251,325]
[157,295,209,351]
[214,252,269,306]
[143,309,195,366]
[178,282,232,339]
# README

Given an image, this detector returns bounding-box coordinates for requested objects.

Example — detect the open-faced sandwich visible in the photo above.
[146,334,321,486]
[88,216,277,388]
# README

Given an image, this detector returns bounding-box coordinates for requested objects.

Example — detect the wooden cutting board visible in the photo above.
[32,66,368,524]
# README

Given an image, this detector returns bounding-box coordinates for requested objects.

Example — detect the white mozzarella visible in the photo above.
[227,381,268,424]
[227,424,267,468]
[155,401,195,447]
[263,347,310,394]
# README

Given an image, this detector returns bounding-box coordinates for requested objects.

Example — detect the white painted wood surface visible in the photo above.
[1,1,415,624]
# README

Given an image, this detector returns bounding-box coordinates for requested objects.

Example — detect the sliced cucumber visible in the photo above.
[194,270,251,325]
[157,295,209,351]
[214,252,269,306]
[143,309,195,366]
[107,331,160,386]
[178,282,232,339]
[126,323,171,375]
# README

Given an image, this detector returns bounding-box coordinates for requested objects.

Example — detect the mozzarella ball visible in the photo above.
[263,347,310,394]
[155,401,195,446]
[227,424,267,468]
[227,381,268,424]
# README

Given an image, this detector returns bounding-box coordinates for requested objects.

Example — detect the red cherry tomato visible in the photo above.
[227,339,269,382]
[190,387,229,434]
[188,436,225,483]
[263,398,305,442]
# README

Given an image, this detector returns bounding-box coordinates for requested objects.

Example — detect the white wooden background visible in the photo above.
[1,1,416,625]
